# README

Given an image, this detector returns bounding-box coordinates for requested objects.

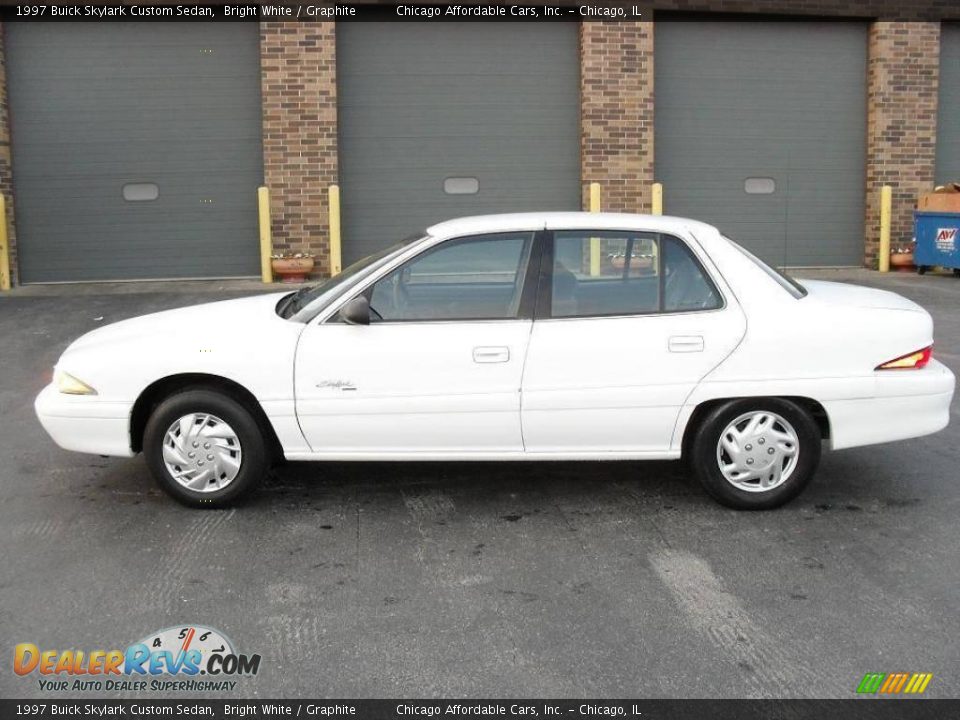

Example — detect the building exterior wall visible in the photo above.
[0,23,17,286]
[260,21,338,271]
[580,22,655,214]
[865,21,941,266]
[0,13,955,283]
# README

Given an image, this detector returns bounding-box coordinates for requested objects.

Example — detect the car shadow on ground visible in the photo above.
[87,447,925,520]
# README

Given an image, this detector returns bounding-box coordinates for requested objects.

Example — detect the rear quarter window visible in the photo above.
[726,238,807,299]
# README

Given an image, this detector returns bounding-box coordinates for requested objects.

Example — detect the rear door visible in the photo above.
[521,228,747,454]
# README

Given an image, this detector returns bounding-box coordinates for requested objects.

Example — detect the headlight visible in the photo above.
[54,369,98,396]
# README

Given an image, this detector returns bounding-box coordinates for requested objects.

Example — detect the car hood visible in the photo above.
[65,292,292,354]
[797,279,924,313]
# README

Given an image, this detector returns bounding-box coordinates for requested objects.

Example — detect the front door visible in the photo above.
[521,229,747,455]
[294,231,539,456]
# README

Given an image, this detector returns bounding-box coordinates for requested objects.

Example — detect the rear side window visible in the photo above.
[548,231,722,318]
[662,236,723,312]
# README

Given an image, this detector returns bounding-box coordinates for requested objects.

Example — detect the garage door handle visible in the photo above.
[668,336,704,353]
[473,346,510,363]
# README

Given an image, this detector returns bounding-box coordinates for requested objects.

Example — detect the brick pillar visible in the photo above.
[865,21,940,268]
[0,23,17,287]
[580,21,654,213]
[260,21,339,277]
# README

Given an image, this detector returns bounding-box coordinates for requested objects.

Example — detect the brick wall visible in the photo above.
[580,22,655,213]
[260,21,339,277]
[865,22,941,267]
[0,23,16,287]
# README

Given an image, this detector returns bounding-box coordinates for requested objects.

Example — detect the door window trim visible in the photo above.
[535,229,726,321]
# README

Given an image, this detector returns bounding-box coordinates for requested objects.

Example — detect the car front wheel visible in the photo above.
[143,389,268,507]
[690,398,821,510]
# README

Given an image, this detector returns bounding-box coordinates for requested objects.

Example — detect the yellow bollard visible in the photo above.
[878,185,892,273]
[651,182,663,216]
[0,194,10,291]
[257,186,273,283]
[589,182,601,276]
[328,184,342,276]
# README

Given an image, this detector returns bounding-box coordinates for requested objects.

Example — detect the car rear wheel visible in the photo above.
[143,389,268,507]
[690,398,821,510]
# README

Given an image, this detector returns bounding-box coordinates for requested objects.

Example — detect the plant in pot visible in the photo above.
[890,242,915,271]
[271,252,315,283]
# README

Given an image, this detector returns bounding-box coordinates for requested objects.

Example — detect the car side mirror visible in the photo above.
[338,295,371,326]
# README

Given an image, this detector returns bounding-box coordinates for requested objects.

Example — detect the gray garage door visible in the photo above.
[337,23,580,264]
[6,24,263,282]
[655,20,867,267]
[937,23,960,184]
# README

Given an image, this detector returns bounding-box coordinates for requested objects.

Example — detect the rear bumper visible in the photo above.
[824,359,955,450]
[34,383,135,457]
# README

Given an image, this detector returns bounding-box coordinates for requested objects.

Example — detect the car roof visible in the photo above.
[426,212,719,238]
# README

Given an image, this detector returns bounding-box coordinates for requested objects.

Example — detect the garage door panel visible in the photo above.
[937,24,960,184]
[340,156,578,180]
[656,19,866,267]
[7,23,263,282]
[337,22,579,263]
[13,148,263,181]
[338,108,578,140]
[14,114,262,146]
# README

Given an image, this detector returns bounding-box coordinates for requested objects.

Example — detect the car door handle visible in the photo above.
[473,346,510,364]
[668,336,704,353]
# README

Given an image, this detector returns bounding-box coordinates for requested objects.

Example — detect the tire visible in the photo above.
[143,389,269,508]
[917,265,927,275]
[689,398,821,510]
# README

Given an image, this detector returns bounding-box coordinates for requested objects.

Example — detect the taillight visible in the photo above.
[876,346,933,370]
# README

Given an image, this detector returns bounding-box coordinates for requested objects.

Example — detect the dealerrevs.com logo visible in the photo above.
[14,625,262,692]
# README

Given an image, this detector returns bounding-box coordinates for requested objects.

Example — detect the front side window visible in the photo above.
[368,232,534,322]
[548,231,722,318]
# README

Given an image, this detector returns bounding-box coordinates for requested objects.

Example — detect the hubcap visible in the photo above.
[716,411,799,493]
[162,413,242,493]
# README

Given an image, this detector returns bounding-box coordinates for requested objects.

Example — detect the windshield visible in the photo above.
[279,234,426,320]
[724,236,807,299]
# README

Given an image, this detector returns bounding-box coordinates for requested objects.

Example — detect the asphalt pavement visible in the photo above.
[1,268,958,699]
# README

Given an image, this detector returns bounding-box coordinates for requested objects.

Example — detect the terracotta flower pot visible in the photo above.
[611,256,653,273]
[271,257,315,284]
[890,252,914,271]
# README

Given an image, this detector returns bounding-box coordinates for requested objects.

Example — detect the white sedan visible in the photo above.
[36,213,955,509]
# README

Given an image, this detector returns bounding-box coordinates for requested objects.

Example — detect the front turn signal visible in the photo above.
[876,346,933,371]
[55,369,98,395]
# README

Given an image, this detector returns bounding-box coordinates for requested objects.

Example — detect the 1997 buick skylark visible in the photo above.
[35,213,955,509]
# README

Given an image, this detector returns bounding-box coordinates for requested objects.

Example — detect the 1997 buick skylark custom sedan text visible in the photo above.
[36,214,955,509]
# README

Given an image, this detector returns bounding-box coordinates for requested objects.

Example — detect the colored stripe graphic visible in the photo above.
[857,672,932,695]
[857,673,885,694]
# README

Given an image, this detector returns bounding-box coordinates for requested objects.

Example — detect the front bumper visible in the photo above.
[34,383,135,457]
[824,359,955,450]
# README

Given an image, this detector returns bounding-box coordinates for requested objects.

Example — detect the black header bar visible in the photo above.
[0,2,956,22]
